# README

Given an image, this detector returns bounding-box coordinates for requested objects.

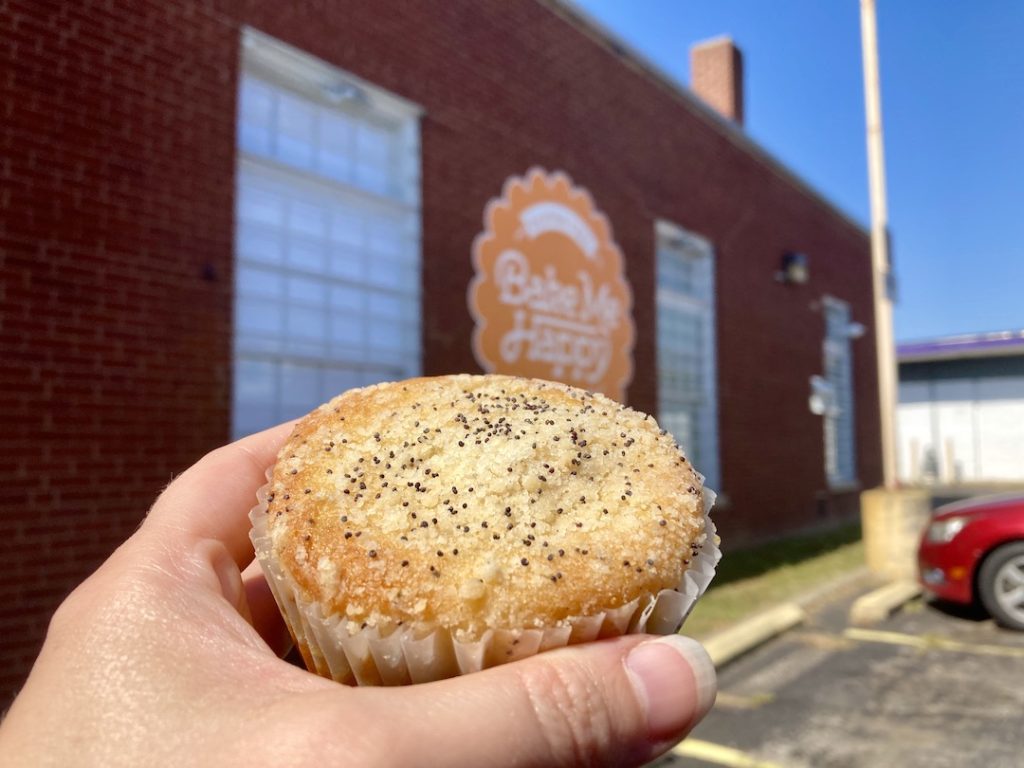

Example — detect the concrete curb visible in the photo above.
[794,566,872,610]
[849,579,922,625]
[697,567,873,669]
[703,603,807,667]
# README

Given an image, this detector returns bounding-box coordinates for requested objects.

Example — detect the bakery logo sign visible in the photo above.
[469,168,635,402]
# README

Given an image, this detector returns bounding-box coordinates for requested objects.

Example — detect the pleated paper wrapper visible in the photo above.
[250,478,720,686]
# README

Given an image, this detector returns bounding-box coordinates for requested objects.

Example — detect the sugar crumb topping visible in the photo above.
[266,375,705,639]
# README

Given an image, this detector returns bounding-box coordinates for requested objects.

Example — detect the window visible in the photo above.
[823,298,857,487]
[656,221,720,490]
[232,29,421,439]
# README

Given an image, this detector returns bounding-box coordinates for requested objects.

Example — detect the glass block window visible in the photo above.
[823,298,857,486]
[238,75,415,203]
[656,222,720,490]
[233,32,421,439]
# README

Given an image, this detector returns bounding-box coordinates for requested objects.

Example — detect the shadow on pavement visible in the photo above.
[922,595,989,623]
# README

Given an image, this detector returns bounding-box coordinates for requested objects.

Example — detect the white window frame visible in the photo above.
[822,296,858,489]
[232,29,423,439]
[655,220,720,491]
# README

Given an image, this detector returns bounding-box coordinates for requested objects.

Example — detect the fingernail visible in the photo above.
[625,635,717,739]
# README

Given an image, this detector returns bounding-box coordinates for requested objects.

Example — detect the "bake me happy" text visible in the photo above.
[492,249,624,384]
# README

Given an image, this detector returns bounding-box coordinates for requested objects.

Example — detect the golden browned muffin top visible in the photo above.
[265,375,707,639]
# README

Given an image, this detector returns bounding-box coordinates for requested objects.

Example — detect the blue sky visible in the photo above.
[573,0,1024,342]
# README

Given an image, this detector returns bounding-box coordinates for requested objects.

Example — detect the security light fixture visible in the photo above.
[321,80,368,106]
[846,322,866,340]
[777,251,809,285]
[808,374,834,416]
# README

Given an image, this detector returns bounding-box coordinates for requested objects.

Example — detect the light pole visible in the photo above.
[860,0,898,489]
[857,0,929,585]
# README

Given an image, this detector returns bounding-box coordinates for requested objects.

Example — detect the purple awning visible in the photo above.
[898,330,1024,362]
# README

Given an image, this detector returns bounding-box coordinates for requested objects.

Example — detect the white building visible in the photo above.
[898,331,1024,484]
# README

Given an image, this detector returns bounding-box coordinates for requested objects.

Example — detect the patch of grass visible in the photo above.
[712,523,862,587]
[683,523,864,639]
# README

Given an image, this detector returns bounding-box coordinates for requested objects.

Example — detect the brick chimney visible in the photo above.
[690,37,744,126]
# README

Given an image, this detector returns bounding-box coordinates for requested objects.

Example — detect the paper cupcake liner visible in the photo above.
[250,479,720,686]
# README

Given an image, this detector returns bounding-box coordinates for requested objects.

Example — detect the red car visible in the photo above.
[918,493,1024,630]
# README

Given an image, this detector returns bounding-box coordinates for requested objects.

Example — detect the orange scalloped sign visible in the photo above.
[469,169,635,402]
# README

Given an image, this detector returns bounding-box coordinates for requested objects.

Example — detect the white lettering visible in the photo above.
[493,250,620,331]
[520,202,599,258]
[499,311,612,384]
[492,250,621,384]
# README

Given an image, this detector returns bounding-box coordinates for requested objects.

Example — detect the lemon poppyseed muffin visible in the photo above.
[250,374,718,685]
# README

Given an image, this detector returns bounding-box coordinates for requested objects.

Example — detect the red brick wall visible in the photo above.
[0,0,239,702]
[0,0,880,703]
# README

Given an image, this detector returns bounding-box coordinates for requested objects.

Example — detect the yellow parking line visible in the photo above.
[672,738,786,768]
[714,691,775,710]
[844,627,1024,658]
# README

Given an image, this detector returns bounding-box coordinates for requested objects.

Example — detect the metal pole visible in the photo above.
[860,0,898,489]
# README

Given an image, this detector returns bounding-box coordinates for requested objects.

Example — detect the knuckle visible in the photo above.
[516,657,615,766]
[47,555,175,642]
[46,586,87,639]
[46,568,111,630]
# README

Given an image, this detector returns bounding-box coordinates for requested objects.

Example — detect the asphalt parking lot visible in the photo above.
[655,579,1024,768]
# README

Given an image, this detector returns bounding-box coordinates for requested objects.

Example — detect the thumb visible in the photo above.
[366,634,716,767]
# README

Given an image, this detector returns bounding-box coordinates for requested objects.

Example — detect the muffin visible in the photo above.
[250,374,719,685]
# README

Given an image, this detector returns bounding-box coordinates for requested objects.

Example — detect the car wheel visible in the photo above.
[978,541,1024,631]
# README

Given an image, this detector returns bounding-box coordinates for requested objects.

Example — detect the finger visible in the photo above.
[356,634,716,768]
[241,559,293,656]
[143,421,296,569]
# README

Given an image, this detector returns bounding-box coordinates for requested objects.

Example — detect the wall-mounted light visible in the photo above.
[846,321,866,340]
[808,375,836,416]
[321,80,368,106]
[776,251,809,285]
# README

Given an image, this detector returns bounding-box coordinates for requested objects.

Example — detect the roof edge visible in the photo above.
[538,0,869,240]
[899,348,1024,364]
[898,330,1024,363]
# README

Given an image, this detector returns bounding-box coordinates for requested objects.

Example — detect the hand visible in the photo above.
[0,424,716,767]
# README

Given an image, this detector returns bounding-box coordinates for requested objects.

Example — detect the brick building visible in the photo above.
[1,0,881,702]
